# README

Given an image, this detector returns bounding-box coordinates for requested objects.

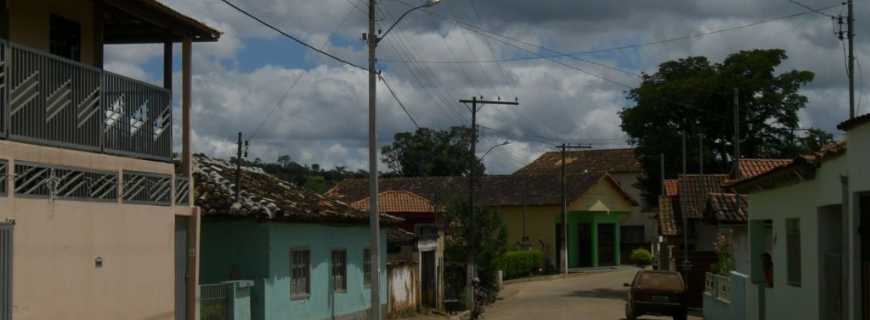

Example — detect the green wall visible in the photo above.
[200,218,387,320]
[558,211,626,268]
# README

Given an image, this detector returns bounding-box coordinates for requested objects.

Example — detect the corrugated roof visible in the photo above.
[658,196,679,236]
[513,148,641,176]
[678,174,728,219]
[705,193,747,224]
[350,191,436,214]
[194,154,401,224]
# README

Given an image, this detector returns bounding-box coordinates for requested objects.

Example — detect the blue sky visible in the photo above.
[104,0,868,174]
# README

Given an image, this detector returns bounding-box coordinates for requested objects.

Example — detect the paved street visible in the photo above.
[480,267,702,320]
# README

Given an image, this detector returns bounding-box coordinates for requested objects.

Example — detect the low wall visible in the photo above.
[388,262,419,316]
[704,272,747,320]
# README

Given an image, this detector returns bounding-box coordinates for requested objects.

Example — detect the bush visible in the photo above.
[629,248,653,266]
[497,250,545,280]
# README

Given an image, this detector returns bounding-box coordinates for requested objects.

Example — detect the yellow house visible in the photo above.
[329,173,637,268]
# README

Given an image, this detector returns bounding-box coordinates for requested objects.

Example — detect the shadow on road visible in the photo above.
[567,288,627,300]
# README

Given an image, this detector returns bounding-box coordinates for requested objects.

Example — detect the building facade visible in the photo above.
[0,1,218,319]
[195,155,396,320]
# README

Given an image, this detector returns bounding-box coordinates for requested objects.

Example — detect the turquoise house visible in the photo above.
[194,155,404,320]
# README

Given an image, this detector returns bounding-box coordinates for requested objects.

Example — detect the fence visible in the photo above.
[703,272,747,320]
[0,38,172,161]
[199,280,253,320]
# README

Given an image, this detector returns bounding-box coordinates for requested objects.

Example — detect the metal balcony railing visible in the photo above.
[0,39,172,161]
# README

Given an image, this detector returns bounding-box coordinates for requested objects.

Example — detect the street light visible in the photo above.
[367,1,441,320]
[480,140,510,161]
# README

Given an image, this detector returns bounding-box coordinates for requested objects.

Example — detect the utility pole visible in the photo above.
[681,131,687,175]
[660,153,665,193]
[367,1,381,319]
[698,133,704,174]
[848,0,855,119]
[734,88,740,166]
[557,143,591,274]
[234,132,248,202]
[460,96,518,310]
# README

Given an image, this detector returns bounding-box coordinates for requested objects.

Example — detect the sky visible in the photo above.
[103,0,870,174]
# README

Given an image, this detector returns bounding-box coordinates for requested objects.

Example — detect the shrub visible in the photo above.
[496,250,545,280]
[629,248,653,266]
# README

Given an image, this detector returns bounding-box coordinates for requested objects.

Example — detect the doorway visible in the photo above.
[819,205,844,320]
[577,223,592,268]
[860,194,870,320]
[421,250,436,308]
[598,224,616,266]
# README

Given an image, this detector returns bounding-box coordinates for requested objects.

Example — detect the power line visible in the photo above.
[381,2,842,65]
[379,74,421,128]
[219,0,367,71]
[245,0,360,140]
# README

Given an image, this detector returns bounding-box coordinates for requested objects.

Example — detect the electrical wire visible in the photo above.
[379,74,421,128]
[245,0,359,140]
[219,0,367,71]
[381,2,843,65]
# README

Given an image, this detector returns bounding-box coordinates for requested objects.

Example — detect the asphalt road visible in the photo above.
[482,267,703,320]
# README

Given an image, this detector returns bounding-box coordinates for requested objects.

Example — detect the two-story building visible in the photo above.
[0,1,219,319]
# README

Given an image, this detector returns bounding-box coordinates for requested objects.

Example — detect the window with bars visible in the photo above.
[331,250,347,293]
[786,218,801,287]
[363,249,371,288]
[290,249,310,299]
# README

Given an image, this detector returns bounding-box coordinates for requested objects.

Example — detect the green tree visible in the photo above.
[442,199,508,305]
[620,49,818,205]
[382,127,483,177]
[793,128,835,155]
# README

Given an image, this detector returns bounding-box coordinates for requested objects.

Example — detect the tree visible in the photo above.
[277,155,291,168]
[382,127,484,177]
[442,198,507,306]
[794,128,835,155]
[620,49,817,205]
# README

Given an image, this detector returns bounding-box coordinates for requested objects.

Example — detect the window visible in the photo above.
[49,15,81,61]
[290,249,310,299]
[786,218,801,286]
[331,250,347,292]
[363,249,372,287]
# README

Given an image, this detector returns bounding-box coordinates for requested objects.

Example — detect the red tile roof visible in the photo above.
[513,148,641,176]
[735,159,793,180]
[658,196,679,236]
[705,193,747,224]
[329,174,637,207]
[350,191,436,214]
[678,174,728,219]
[664,179,679,197]
[729,141,847,191]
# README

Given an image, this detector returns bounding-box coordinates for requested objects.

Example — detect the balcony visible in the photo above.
[0,39,173,161]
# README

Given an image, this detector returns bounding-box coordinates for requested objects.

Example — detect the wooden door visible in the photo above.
[422,250,436,307]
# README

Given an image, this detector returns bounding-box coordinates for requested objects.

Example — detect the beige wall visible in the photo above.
[8,0,97,65]
[0,141,181,320]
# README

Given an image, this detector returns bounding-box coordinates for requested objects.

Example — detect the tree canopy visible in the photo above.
[382,127,483,177]
[620,49,827,205]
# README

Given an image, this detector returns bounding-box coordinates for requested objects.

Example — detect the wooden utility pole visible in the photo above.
[558,143,591,274]
[234,132,248,202]
[734,88,740,165]
[459,96,518,309]
[848,0,855,119]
